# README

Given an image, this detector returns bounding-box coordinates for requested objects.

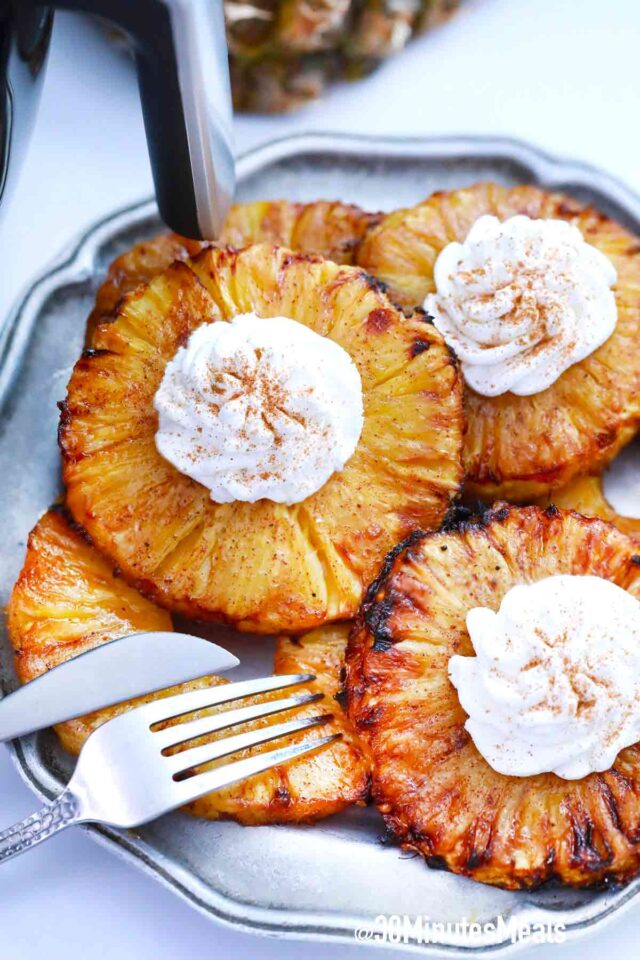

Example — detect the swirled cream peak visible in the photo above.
[448,575,640,779]
[424,215,617,397]
[154,313,363,504]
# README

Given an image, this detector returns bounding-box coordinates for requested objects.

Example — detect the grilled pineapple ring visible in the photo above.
[187,624,371,824]
[61,244,463,633]
[357,183,640,501]
[346,503,640,889]
[8,509,370,824]
[538,473,640,543]
[88,199,381,337]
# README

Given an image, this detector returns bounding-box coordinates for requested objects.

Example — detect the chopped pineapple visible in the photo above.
[357,183,640,501]
[8,509,370,824]
[346,503,640,888]
[62,244,463,633]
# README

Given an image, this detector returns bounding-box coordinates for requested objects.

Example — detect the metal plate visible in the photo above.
[2,134,640,955]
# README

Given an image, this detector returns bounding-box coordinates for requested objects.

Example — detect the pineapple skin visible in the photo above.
[7,509,370,825]
[88,199,381,340]
[104,2,463,114]
[61,244,464,633]
[357,183,640,501]
[537,474,640,543]
[227,0,463,112]
[346,503,640,889]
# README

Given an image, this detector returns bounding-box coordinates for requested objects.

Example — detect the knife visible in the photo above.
[0,632,239,742]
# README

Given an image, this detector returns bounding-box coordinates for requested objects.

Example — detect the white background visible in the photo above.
[1,0,639,957]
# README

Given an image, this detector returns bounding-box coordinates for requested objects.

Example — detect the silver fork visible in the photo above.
[0,673,337,863]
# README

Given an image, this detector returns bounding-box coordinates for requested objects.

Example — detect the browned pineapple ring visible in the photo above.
[88,199,381,338]
[61,244,463,633]
[357,183,640,501]
[8,509,370,824]
[537,473,640,543]
[346,503,640,889]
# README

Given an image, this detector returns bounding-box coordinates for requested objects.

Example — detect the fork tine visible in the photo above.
[166,713,333,776]
[154,691,324,751]
[140,674,315,725]
[170,733,342,805]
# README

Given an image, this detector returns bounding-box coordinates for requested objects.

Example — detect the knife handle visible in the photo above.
[0,790,80,864]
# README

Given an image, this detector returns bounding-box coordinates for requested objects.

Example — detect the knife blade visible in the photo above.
[0,632,239,742]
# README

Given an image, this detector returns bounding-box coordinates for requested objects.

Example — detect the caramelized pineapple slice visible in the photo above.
[221,199,381,264]
[346,503,640,889]
[187,624,371,824]
[537,473,640,543]
[61,244,463,633]
[8,510,370,824]
[357,183,640,501]
[88,199,381,337]
[9,507,172,687]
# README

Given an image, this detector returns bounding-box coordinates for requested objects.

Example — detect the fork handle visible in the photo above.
[0,791,81,864]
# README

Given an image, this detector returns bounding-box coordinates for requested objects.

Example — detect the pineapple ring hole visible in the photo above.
[602,440,640,519]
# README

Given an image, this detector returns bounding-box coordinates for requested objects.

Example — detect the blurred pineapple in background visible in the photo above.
[99,0,462,112]
[228,0,462,111]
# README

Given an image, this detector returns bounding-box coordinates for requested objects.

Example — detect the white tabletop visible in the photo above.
[1,1,639,956]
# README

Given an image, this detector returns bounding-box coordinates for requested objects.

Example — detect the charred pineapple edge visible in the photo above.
[345,501,640,889]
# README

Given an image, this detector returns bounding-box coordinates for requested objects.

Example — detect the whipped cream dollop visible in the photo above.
[448,575,640,779]
[424,215,617,397]
[154,313,363,504]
